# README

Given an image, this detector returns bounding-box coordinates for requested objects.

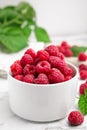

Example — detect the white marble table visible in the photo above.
[0,42,87,130]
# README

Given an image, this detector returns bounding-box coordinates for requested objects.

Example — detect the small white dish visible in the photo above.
[8,62,78,122]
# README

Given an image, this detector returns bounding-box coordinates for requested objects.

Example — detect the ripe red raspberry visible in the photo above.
[36,61,51,74]
[57,52,64,60]
[79,64,87,71]
[10,63,22,76]
[58,42,73,57]
[23,74,35,83]
[45,45,59,56]
[37,50,49,61]
[63,67,72,76]
[78,52,87,61]
[49,56,72,76]
[23,64,36,75]
[58,46,66,54]
[63,48,73,57]
[49,56,61,68]
[61,41,70,48]
[14,75,23,81]
[20,54,34,67]
[65,75,72,81]
[25,48,36,59]
[79,82,87,95]
[80,70,87,80]
[34,73,49,84]
[48,68,65,83]
[68,111,84,126]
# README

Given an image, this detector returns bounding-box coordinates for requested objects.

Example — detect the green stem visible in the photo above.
[2,18,23,27]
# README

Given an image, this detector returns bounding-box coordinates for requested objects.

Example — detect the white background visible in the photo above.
[0,0,87,36]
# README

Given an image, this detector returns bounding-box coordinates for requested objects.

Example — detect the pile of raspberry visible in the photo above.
[10,45,73,84]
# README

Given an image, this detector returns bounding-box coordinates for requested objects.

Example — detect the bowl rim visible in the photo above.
[8,62,78,87]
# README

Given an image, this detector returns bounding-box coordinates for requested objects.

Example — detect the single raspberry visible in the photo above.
[78,52,87,61]
[49,56,72,76]
[58,42,73,57]
[79,64,87,71]
[57,52,64,60]
[23,64,36,75]
[80,70,87,80]
[36,61,51,74]
[14,75,24,81]
[48,68,65,83]
[25,48,36,59]
[63,67,72,76]
[34,73,49,84]
[79,82,87,95]
[68,111,84,126]
[61,41,70,48]
[63,48,73,57]
[23,74,35,83]
[10,63,22,76]
[20,54,34,67]
[58,46,66,54]
[37,50,49,61]
[45,45,59,56]
[49,56,62,68]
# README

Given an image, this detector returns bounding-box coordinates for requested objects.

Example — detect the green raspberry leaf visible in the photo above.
[0,2,51,53]
[16,2,36,21]
[34,26,51,43]
[78,90,87,115]
[0,26,31,53]
[71,46,87,57]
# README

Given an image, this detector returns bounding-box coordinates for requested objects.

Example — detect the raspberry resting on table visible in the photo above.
[79,81,87,95]
[78,52,87,61]
[79,64,87,71]
[68,111,84,126]
[80,70,87,80]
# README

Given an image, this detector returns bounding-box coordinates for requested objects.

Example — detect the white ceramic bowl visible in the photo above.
[8,62,78,122]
